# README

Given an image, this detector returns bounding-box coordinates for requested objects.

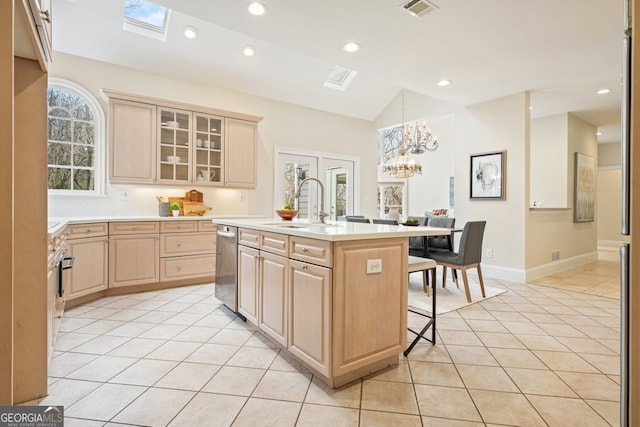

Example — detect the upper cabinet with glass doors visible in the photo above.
[158,108,191,183]
[193,113,224,185]
[104,90,262,188]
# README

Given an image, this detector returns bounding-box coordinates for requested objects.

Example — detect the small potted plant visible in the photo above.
[170,202,181,217]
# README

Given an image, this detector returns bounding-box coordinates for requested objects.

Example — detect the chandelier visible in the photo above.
[383,91,438,178]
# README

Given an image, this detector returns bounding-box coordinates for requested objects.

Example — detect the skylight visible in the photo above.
[123,0,170,41]
[323,66,357,91]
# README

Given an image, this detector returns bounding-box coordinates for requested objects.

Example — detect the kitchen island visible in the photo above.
[212,218,449,388]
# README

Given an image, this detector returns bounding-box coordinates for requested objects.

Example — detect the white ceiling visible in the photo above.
[53,0,624,143]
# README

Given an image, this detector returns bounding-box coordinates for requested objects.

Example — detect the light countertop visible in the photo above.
[212,218,451,242]
[47,215,219,238]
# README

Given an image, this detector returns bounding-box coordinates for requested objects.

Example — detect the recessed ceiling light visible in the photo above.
[248,2,267,16]
[596,88,611,95]
[437,79,451,87]
[342,42,360,53]
[596,131,603,136]
[243,45,256,57]
[183,26,198,39]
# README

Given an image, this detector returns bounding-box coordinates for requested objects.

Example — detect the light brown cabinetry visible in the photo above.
[238,229,290,345]
[225,118,257,188]
[238,244,260,324]
[288,259,331,375]
[14,0,52,70]
[109,99,157,183]
[65,223,108,300]
[158,107,191,183]
[109,222,160,288]
[47,232,66,364]
[159,220,216,282]
[103,91,261,188]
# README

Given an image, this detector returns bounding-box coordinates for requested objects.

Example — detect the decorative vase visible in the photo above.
[172,210,179,217]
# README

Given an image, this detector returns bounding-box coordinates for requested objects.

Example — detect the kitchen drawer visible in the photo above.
[238,228,260,248]
[66,222,108,239]
[198,220,216,232]
[260,231,288,256]
[160,232,216,257]
[289,236,333,268]
[109,221,160,235]
[160,221,198,233]
[160,254,216,281]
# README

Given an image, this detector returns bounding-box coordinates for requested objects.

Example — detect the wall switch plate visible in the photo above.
[366,259,382,274]
[486,248,493,258]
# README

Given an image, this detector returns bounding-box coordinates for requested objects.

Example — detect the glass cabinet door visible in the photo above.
[158,108,191,182]
[193,113,223,185]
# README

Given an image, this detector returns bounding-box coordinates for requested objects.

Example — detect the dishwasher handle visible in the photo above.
[217,230,236,238]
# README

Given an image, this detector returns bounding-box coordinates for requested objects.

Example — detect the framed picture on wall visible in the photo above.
[470,150,506,200]
[573,152,595,222]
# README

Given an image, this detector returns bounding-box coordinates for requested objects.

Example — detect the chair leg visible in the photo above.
[460,267,472,303]
[442,266,447,288]
[422,270,430,296]
[477,263,486,297]
[452,269,459,288]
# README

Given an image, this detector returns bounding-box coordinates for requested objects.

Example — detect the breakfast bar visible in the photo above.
[212,218,449,387]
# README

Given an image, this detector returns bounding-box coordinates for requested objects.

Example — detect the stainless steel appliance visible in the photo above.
[215,224,242,318]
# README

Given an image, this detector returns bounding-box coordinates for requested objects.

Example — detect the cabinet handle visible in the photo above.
[302,265,308,270]
[40,10,51,23]
[302,248,308,253]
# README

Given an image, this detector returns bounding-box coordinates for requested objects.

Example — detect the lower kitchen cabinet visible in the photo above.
[259,251,288,347]
[238,245,259,324]
[288,259,331,376]
[109,233,160,288]
[66,236,108,300]
[159,222,216,282]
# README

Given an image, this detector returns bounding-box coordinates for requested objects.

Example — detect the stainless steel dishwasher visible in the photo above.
[215,225,243,319]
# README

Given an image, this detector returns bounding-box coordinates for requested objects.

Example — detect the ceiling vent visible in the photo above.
[401,0,439,17]
[323,66,357,91]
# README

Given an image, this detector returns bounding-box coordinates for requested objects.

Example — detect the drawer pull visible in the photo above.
[302,248,308,253]
[302,265,308,270]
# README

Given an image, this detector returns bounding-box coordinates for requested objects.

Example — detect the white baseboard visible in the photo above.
[524,251,598,282]
[481,264,526,283]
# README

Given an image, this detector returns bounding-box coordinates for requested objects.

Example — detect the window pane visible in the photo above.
[73,121,95,144]
[73,145,94,167]
[58,90,82,110]
[73,103,94,121]
[49,107,71,118]
[48,143,71,166]
[73,169,94,191]
[48,118,72,142]
[48,167,71,190]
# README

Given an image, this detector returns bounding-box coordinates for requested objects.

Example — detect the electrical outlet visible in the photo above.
[117,191,129,201]
[366,259,382,274]
[486,248,493,258]
[551,250,560,261]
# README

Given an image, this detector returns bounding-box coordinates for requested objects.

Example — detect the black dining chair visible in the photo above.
[428,221,487,303]
[372,218,399,225]
[426,216,456,252]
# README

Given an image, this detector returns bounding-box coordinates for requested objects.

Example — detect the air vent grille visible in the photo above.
[401,0,439,17]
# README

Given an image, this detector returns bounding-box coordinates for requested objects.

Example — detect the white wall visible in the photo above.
[48,53,379,218]
[454,93,530,281]
[597,142,629,246]
[525,114,598,278]
[530,114,569,208]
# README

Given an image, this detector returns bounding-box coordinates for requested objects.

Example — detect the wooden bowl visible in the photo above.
[276,209,299,220]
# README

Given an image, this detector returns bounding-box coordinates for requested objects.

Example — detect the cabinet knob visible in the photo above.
[302,265,308,270]
[177,243,182,247]
[302,248,308,253]
[41,10,51,23]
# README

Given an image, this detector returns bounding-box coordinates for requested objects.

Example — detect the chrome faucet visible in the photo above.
[294,177,329,224]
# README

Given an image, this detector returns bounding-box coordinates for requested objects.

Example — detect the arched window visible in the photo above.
[47,78,104,194]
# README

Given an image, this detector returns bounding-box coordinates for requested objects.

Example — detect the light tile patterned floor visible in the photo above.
[38,261,620,426]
